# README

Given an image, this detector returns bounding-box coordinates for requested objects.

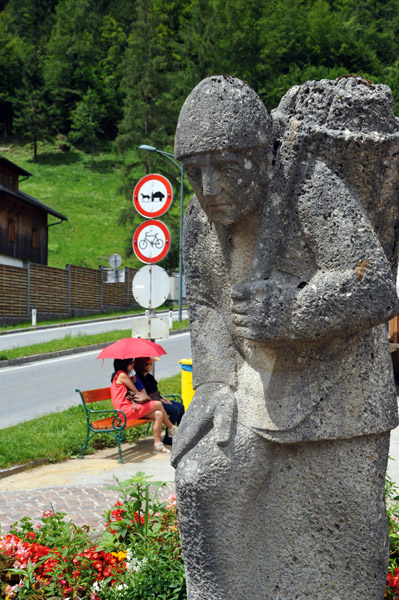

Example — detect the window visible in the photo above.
[32,228,38,249]
[8,219,15,243]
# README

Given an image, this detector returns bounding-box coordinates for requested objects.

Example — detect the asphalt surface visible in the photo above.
[0,310,188,351]
[0,331,191,429]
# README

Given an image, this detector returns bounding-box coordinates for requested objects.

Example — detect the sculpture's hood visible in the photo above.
[175,74,271,159]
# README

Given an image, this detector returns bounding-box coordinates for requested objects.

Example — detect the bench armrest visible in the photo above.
[164,394,183,404]
[87,407,128,428]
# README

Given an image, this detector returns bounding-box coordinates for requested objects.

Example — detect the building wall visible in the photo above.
[0,163,18,191]
[0,196,48,265]
[0,254,24,267]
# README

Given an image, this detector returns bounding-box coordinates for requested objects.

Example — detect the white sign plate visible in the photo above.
[132,264,170,309]
[109,253,122,268]
[131,316,170,340]
[133,173,173,218]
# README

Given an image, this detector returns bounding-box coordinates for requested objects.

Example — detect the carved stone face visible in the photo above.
[183,148,267,226]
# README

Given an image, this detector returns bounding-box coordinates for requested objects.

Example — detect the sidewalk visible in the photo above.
[2,416,399,536]
[0,438,175,533]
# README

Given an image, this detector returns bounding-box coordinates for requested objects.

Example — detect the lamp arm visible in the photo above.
[155,149,182,171]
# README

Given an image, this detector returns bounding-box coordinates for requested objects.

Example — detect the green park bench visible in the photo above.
[76,386,182,463]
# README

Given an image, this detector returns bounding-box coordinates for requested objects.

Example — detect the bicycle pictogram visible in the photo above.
[132,219,171,264]
[138,231,164,250]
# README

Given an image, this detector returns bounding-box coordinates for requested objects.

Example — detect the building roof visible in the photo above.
[0,155,31,177]
[0,185,68,221]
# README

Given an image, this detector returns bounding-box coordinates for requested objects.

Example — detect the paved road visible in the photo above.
[0,331,191,429]
[0,310,188,351]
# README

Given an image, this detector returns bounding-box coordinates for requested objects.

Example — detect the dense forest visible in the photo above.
[2,0,399,269]
[2,0,399,159]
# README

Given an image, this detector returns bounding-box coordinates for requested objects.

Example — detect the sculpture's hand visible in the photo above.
[231,280,289,340]
[171,383,236,467]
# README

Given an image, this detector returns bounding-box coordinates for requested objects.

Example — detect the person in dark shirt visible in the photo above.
[134,357,185,445]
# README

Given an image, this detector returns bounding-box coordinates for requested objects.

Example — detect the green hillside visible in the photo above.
[3,142,187,270]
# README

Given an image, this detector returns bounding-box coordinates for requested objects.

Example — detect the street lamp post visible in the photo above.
[139,144,184,322]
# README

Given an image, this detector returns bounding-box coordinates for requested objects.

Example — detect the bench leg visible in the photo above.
[79,433,90,459]
[79,429,127,463]
[116,431,126,464]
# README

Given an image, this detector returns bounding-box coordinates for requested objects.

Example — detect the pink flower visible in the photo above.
[167,494,177,509]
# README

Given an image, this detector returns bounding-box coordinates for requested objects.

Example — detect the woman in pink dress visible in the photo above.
[111,358,176,454]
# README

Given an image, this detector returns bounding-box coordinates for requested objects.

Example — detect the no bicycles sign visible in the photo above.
[133,173,173,218]
[132,220,171,264]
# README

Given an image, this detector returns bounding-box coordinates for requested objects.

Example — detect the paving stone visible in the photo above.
[0,483,175,534]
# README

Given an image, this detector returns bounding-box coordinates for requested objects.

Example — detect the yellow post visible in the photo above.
[179,359,194,410]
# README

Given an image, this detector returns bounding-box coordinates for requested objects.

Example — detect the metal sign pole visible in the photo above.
[138,145,185,320]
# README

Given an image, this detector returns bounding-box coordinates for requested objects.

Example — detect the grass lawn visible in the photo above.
[0,374,181,470]
[0,307,155,332]
[3,142,141,270]
[2,141,190,271]
[0,319,189,361]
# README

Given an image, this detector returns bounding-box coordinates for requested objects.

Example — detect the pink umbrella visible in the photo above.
[97,338,166,360]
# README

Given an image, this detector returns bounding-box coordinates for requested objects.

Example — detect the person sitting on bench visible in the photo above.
[110,358,177,454]
[134,357,185,445]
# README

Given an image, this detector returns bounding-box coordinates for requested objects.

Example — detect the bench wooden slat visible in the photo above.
[82,387,112,403]
[91,417,149,430]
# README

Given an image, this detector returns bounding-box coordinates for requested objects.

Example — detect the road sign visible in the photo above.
[132,264,170,309]
[132,220,171,264]
[133,174,173,218]
[131,316,170,339]
[109,253,122,268]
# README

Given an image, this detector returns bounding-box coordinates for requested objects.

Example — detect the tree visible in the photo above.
[13,88,52,160]
[69,89,105,167]
[0,11,26,136]
[115,0,180,166]
[202,0,266,92]
[4,0,57,46]
[97,15,128,140]
[43,0,103,133]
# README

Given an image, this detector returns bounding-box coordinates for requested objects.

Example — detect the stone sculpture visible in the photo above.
[172,75,399,599]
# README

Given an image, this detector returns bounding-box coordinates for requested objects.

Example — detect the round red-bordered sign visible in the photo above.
[132,220,171,264]
[133,174,173,218]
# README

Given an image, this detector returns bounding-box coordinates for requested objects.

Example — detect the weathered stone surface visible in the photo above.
[173,75,399,599]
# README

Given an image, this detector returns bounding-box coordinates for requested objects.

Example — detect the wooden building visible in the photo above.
[0,156,67,266]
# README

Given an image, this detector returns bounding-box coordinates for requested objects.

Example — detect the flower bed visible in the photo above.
[0,473,185,599]
[386,474,399,599]
[2,471,399,598]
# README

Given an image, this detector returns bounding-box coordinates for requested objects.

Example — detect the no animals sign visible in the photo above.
[133,173,173,218]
